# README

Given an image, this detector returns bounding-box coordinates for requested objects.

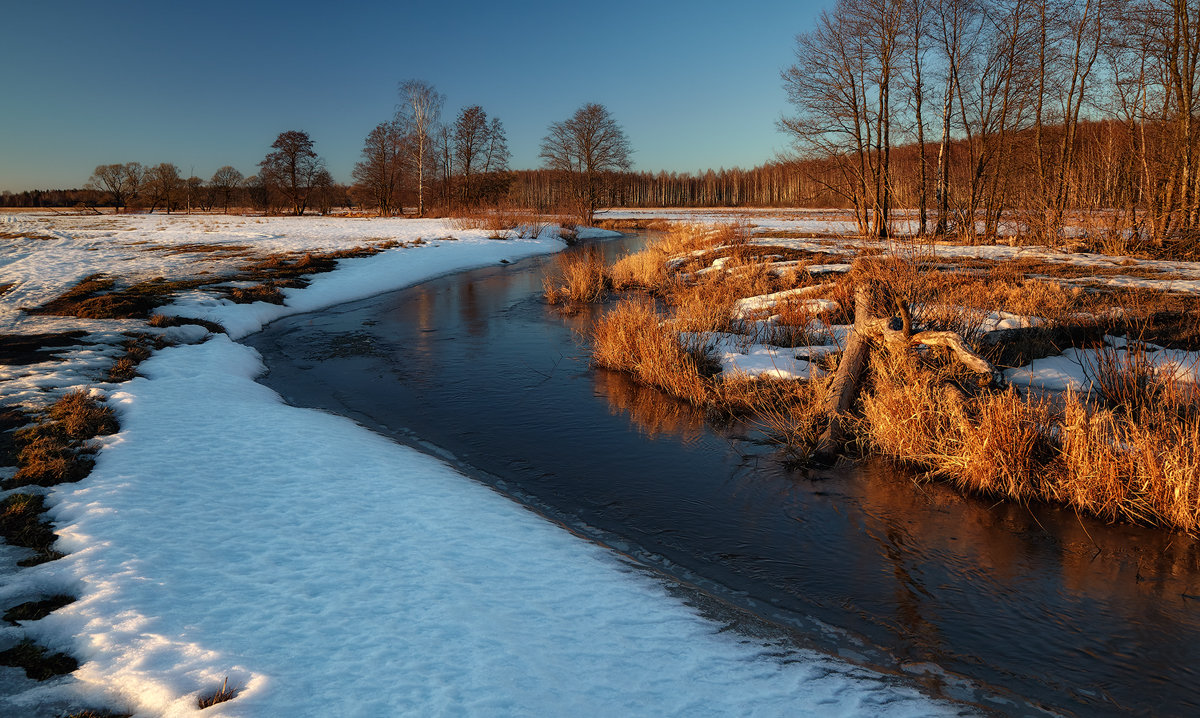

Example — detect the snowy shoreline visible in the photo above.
[1,214,964,716]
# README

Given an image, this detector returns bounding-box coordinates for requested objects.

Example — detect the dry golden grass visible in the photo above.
[590,298,713,405]
[543,248,610,305]
[610,223,740,290]
[1057,396,1200,529]
[7,391,116,490]
[861,344,1200,531]
[47,389,118,439]
[0,493,63,565]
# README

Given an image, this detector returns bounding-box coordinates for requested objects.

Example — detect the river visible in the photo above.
[246,232,1200,717]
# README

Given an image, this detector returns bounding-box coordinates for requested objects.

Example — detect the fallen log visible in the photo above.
[813,285,1004,461]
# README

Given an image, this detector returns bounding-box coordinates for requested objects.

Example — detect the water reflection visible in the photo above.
[592,368,707,444]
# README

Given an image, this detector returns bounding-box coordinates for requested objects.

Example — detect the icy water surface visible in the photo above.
[248,233,1200,717]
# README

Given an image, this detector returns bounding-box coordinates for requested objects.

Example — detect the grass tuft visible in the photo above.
[3,595,76,625]
[197,677,239,709]
[0,639,78,681]
[543,248,610,305]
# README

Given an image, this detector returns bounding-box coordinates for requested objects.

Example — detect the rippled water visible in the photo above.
[247,234,1200,717]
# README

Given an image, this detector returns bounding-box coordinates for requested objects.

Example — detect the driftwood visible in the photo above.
[813,286,1004,461]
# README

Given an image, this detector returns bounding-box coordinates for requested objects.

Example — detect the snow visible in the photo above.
[0,213,964,717]
[732,287,840,320]
[1004,338,1200,392]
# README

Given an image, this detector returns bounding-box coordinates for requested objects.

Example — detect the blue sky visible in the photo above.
[0,1,832,192]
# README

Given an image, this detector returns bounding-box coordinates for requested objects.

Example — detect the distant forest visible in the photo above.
[0,118,1162,220]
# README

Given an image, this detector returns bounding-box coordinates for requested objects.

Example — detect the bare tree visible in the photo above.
[85,162,143,213]
[184,176,204,214]
[453,105,490,205]
[210,166,244,214]
[482,117,511,175]
[396,79,444,216]
[539,103,633,225]
[351,120,406,216]
[144,163,183,214]
[436,124,454,211]
[310,168,336,215]
[259,130,325,215]
[781,0,907,237]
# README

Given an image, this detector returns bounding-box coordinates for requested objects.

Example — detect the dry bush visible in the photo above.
[543,248,610,304]
[590,298,713,405]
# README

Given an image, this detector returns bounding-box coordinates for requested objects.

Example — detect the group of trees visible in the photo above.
[352,80,513,215]
[83,146,350,216]
[780,0,1200,244]
[76,80,634,221]
[84,162,243,214]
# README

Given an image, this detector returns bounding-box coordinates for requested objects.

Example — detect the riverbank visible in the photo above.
[0,213,963,716]
[562,222,1200,531]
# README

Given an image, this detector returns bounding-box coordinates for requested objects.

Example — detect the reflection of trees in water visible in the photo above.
[593,368,706,444]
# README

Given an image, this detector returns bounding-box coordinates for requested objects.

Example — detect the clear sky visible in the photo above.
[0,0,833,192]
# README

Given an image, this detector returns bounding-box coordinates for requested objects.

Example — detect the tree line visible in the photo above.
[70,81,631,221]
[779,0,1200,245]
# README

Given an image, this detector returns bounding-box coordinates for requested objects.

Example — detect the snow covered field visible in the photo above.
[0,213,967,716]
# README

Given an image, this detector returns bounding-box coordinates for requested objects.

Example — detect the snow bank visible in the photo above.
[694,332,836,381]
[161,234,560,339]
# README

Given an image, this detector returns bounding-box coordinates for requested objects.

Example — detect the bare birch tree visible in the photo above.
[396,79,444,216]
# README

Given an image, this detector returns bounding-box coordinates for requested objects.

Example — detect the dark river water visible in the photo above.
[246,233,1200,717]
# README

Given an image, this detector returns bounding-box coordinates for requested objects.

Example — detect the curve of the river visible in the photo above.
[246,233,1200,717]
